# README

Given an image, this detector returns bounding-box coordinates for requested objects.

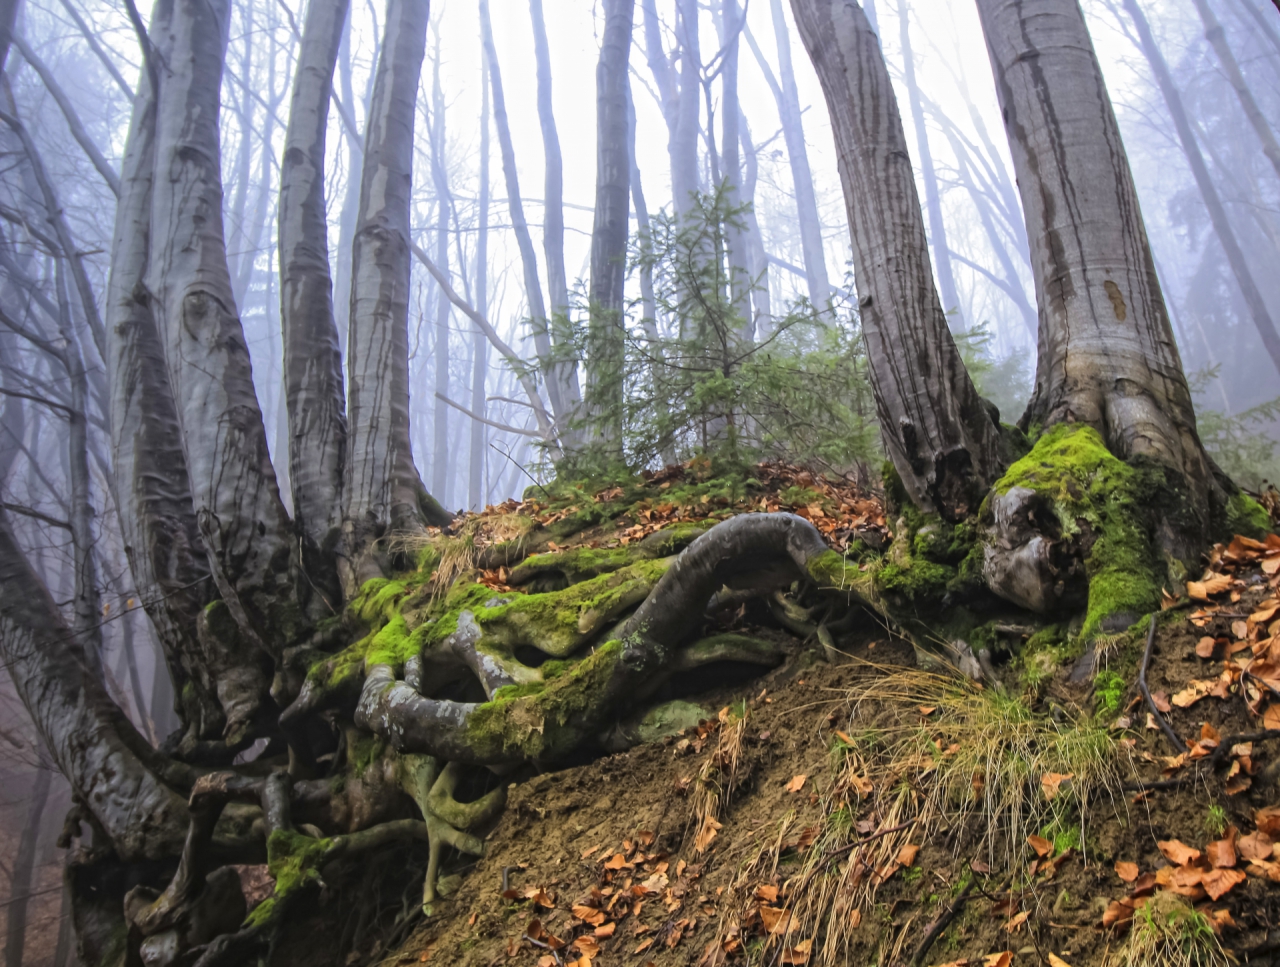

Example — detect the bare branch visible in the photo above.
[433,393,538,437]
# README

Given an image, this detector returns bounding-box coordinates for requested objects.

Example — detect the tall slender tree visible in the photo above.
[789,0,1002,519]
[586,0,634,448]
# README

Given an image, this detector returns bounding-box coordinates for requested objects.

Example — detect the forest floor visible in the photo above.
[351,464,1280,967]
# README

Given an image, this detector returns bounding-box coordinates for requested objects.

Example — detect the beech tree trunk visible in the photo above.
[791,0,1003,520]
[429,47,451,505]
[895,0,962,328]
[105,8,224,745]
[1118,0,1280,378]
[0,510,186,862]
[346,0,447,554]
[279,0,350,554]
[146,0,298,651]
[977,0,1222,550]
[586,0,634,448]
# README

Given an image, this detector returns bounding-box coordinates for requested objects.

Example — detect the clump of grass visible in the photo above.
[1203,804,1228,839]
[1105,893,1230,967]
[711,660,1131,967]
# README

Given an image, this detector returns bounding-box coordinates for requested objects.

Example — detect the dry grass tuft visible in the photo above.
[689,705,749,855]
[1103,893,1231,967]
[710,660,1132,966]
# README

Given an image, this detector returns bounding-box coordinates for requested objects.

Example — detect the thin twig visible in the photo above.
[910,877,976,967]
[1139,614,1188,754]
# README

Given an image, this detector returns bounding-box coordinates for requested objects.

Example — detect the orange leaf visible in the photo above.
[898,844,920,866]
[1002,911,1029,933]
[983,953,1012,967]
[1206,831,1238,868]
[594,923,616,938]
[781,939,813,965]
[604,853,628,870]
[1256,805,1280,836]
[1158,839,1202,865]
[634,938,655,955]
[1238,831,1273,861]
[784,774,808,793]
[1028,835,1054,858]
[759,906,792,935]
[1171,680,1217,708]
[1201,867,1246,901]
[1048,956,1072,967]
[1197,636,1221,659]
[1040,772,1074,800]
[1114,861,1140,882]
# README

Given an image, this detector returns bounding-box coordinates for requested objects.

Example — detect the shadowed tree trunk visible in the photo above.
[0,510,187,861]
[1117,0,1280,378]
[279,0,350,559]
[586,0,633,450]
[977,0,1224,555]
[895,0,963,329]
[790,0,1003,520]
[345,0,448,569]
[718,0,753,336]
[4,765,51,967]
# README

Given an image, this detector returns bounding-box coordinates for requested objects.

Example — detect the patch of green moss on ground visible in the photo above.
[1016,625,1082,690]
[465,639,625,760]
[992,424,1162,639]
[1094,668,1126,720]
[346,732,387,774]
[876,558,954,603]
[247,830,334,927]
[1226,491,1271,539]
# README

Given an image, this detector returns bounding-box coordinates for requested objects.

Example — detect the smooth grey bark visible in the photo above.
[469,51,490,512]
[743,12,832,311]
[479,0,569,436]
[529,0,568,322]
[672,0,701,214]
[528,0,581,424]
[739,113,775,335]
[0,510,187,861]
[104,40,225,747]
[718,0,753,336]
[1118,0,1280,376]
[791,0,1003,519]
[332,8,365,358]
[4,765,51,967]
[346,0,447,555]
[895,0,962,328]
[147,0,298,653]
[429,46,450,504]
[1191,0,1280,181]
[280,0,349,553]
[978,0,1221,550]
[586,0,633,448]
[11,34,120,196]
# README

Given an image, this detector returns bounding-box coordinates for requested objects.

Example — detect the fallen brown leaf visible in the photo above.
[1114,861,1139,882]
[1028,835,1054,858]
[1158,839,1202,865]
[1201,867,1246,900]
[784,774,808,793]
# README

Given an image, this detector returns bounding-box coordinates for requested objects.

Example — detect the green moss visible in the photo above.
[246,829,335,927]
[491,681,547,701]
[346,732,387,774]
[366,613,417,667]
[421,560,669,659]
[1093,669,1126,719]
[991,424,1162,639]
[876,558,953,603]
[1225,491,1271,539]
[465,639,625,760]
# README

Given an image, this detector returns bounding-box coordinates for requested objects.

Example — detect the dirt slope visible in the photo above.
[364,534,1280,967]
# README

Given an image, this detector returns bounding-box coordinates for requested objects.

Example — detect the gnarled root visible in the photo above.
[397,755,506,908]
[357,514,876,765]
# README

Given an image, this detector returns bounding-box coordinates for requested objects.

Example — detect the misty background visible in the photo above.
[1,0,1278,961]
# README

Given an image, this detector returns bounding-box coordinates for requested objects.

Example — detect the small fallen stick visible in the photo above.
[1139,614,1188,754]
[910,877,976,967]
